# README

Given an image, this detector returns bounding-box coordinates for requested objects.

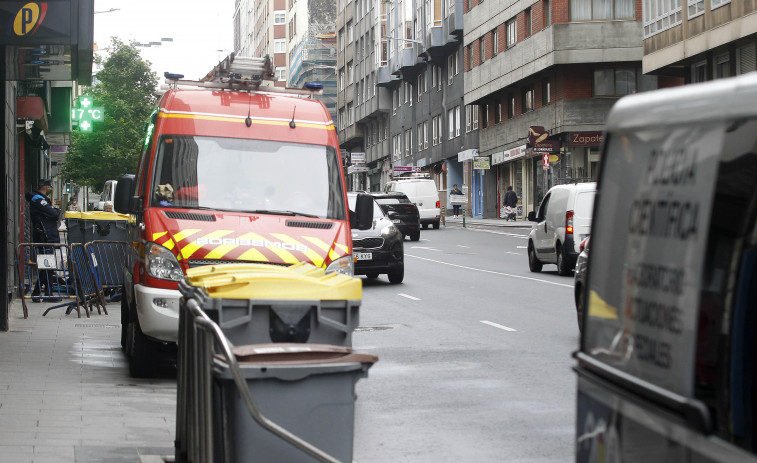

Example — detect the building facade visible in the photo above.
[338,0,479,218]
[463,0,681,218]
[643,0,757,81]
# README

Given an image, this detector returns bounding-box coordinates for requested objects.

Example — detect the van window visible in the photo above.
[574,192,594,219]
[151,135,345,220]
[536,193,551,221]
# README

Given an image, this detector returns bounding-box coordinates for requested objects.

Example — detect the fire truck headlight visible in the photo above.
[325,255,354,277]
[145,242,184,281]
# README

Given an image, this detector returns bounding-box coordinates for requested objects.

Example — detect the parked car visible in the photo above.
[573,235,589,330]
[369,192,421,241]
[527,182,596,276]
[347,193,404,283]
[384,174,441,229]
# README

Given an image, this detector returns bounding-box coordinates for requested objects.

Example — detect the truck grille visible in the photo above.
[286,220,334,229]
[164,211,216,222]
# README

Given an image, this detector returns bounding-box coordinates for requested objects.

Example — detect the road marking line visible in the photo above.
[516,246,528,249]
[503,251,520,255]
[398,293,421,301]
[481,320,517,332]
[456,245,470,248]
[405,254,573,288]
[411,246,442,252]
[465,229,529,238]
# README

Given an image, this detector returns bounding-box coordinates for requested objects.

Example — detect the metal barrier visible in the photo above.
[16,243,81,318]
[68,243,107,316]
[84,241,129,300]
[175,294,340,463]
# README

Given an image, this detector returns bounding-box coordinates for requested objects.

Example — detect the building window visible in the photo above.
[339,29,345,50]
[594,67,657,95]
[545,0,551,26]
[737,43,757,75]
[347,103,354,125]
[688,0,704,18]
[643,0,682,38]
[393,89,398,113]
[274,39,286,53]
[448,53,457,84]
[448,109,455,139]
[508,94,515,118]
[692,60,707,82]
[275,66,286,81]
[572,0,635,20]
[710,0,730,8]
[274,10,286,24]
[347,21,354,42]
[491,29,498,57]
[393,134,401,161]
[405,129,412,157]
[347,61,354,84]
[467,44,474,70]
[418,123,425,150]
[523,88,535,112]
[495,100,502,124]
[506,19,516,48]
[403,82,409,104]
[525,8,532,37]
[339,69,345,90]
[455,106,461,136]
[542,80,551,105]
[339,108,346,130]
[356,82,361,104]
[417,72,424,102]
[714,53,730,79]
[423,121,428,148]
[432,116,440,145]
[479,36,486,64]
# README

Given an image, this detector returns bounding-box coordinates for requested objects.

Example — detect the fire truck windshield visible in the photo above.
[151,135,346,220]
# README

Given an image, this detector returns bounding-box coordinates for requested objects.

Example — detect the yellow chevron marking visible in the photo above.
[152,231,168,241]
[334,242,349,254]
[272,233,324,267]
[173,229,202,242]
[180,230,233,260]
[204,232,257,260]
[163,240,175,251]
[243,232,298,264]
[302,236,331,252]
[237,247,269,262]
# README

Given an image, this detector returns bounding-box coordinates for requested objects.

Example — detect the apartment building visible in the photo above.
[643,0,757,81]
[464,0,681,218]
[337,0,479,214]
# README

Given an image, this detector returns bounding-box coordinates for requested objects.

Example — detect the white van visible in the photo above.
[527,182,596,276]
[384,175,441,229]
[575,74,757,463]
[97,180,117,211]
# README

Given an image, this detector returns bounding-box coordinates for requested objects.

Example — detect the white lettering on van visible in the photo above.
[644,148,697,186]
[195,237,307,252]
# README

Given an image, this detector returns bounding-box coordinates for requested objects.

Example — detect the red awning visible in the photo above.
[17,97,45,120]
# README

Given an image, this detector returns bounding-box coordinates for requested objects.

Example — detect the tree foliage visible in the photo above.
[62,39,158,192]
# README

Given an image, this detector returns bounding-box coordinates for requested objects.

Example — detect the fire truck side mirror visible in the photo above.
[114,174,136,214]
[351,193,374,230]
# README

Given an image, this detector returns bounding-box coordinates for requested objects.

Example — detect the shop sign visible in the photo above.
[458,148,478,162]
[532,140,561,153]
[569,131,604,146]
[0,1,72,44]
[393,166,422,174]
[351,152,365,164]
[348,165,369,174]
[473,156,490,170]
[528,126,549,146]
[492,144,527,165]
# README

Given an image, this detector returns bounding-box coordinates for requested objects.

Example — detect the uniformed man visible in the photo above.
[25,179,62,302]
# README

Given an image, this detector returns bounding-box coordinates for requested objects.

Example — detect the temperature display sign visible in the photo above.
[72,95,104,132]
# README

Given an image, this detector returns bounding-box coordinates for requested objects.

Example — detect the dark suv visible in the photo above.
[347,193,404,284]
[369,192,421,241]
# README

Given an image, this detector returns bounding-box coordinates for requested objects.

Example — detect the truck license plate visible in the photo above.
[354,252,372,261]
[392,219,401,223]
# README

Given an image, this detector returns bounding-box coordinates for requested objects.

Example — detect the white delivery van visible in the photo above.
[97,179,117,211]
[575,73,757,463]
[384,174,441,229]
[527,182,596,276]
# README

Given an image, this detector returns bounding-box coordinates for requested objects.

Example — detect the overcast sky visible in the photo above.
[93,0,235,81]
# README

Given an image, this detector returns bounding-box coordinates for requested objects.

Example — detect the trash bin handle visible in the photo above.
[187,299,341,463]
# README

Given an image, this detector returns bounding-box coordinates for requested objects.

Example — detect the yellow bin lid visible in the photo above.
[64,211,82,218]
[185,262,361,301]
[79,211,130,221]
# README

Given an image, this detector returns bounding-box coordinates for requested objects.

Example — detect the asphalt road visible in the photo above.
[352,225,579,463]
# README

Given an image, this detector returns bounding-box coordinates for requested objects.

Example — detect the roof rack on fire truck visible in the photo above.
[162,52,323,98]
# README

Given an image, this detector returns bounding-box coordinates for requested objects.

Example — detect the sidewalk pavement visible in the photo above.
[0,299,175,463]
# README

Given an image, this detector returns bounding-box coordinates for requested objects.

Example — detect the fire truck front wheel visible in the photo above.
[125,310,157,378]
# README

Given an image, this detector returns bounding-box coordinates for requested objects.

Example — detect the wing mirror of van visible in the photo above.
[113,174,137,214]
[528,211,538,222]
[351,193,374,230]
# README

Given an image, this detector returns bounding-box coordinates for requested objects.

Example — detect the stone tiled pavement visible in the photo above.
[0,299,175,463]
